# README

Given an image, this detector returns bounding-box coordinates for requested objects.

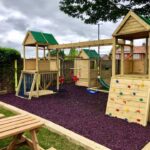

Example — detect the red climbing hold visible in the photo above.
[136,110,140,113]
[128,85,131,88]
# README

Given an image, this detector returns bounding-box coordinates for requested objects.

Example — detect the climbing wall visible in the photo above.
[106,77,150,126]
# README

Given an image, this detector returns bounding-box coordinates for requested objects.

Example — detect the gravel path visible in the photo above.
[0,84,150,150]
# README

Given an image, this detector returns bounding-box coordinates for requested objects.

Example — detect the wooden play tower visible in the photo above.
[16,31,60,99]
[106,11,150,126]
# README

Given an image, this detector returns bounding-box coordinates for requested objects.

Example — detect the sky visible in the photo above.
[0,0,144,57]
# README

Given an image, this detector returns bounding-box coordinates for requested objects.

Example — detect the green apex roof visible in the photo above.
[139,15,150,25]
[83,49,99,59]
[30,31,58,45]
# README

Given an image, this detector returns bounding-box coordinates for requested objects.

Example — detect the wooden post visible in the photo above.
[43,47,46,59]
[56,49,59,91]
[148,33,150,79]
[36,44,39,71]
[14,60,18,92]
[120,44,124,76]
[145,38,148,74]
[36,44,39,97]
[48,49,51,71]
[130,40,134,73]
[112,37,116,76]
[23,46,25,70]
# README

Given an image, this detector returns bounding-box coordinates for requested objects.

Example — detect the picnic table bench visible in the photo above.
[0,114,44,150]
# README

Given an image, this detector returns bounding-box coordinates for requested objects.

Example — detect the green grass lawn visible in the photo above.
[0,106,84,150]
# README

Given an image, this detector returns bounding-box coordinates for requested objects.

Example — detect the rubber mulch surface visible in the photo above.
[0,84,150,150]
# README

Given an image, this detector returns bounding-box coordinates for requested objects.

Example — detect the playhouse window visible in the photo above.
[90,61,95,69]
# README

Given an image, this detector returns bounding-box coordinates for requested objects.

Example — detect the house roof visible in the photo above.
[83,49,99,59]
[116,46,146,54]
[30,31,58,45]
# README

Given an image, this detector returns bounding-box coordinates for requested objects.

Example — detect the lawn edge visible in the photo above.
[0,101,110,150]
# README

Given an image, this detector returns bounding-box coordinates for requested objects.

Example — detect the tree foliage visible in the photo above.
[59,0,150,24]
[0,47,21,63]
[69,48,79,57]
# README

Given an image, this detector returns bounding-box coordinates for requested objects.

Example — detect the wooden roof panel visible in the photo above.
[113,11,150,37]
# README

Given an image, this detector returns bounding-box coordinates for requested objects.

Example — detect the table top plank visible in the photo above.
[0,114,43,140]
[0,114,27,125]
[0,115,32,126]
[0,119,39,132]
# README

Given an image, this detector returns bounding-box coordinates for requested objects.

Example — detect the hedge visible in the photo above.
[0,47,21,63]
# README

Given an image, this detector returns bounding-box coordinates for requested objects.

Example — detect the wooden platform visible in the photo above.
[26,90,55,97]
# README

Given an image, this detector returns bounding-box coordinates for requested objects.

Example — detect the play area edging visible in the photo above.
[0,101,110,150]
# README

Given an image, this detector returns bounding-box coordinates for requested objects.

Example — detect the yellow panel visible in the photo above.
[118,16,146,35]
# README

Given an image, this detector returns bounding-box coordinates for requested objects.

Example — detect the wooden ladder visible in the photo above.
[29,73,38,100]
[16,72,23,97]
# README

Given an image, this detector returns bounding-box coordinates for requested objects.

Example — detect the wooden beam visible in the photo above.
[149,33,150,79]
[23,46,26,71]
[112,37,117,76]
[130,40,134,73]
[48,39,113,50]
[36,44,39,71]
[120,41,124,75]
[56,50,59,91]
[145,38,148,74]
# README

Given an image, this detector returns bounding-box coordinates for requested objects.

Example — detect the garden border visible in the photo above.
[0,101,110,150]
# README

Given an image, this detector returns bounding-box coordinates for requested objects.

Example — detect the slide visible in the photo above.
[97,76,110,90]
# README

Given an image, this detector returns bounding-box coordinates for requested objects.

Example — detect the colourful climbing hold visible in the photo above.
[110,98,114,101]
[116,109,119,112]
[136,110,141,113]
[133,92,136,96]
[120,92,123,95]
[116,80,119,83]
[126,109,129,112]
[128,85,131,88]
[123,100,126,104]
[139,98,143,102]
[137,119,141,122]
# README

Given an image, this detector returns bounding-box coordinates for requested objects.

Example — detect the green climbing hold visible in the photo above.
[120,92,123,95]
[109,113,112,116]
[139,98,143,102]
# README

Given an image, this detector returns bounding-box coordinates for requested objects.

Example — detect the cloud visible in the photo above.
[0,0,145,57]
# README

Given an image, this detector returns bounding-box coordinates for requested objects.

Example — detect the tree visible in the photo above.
[66,48,79,60]
[59,0,150,24]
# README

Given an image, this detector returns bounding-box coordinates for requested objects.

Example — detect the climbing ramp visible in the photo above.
[106,77,150,126]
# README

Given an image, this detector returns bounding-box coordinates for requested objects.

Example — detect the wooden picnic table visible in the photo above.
[0,114,44,150]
